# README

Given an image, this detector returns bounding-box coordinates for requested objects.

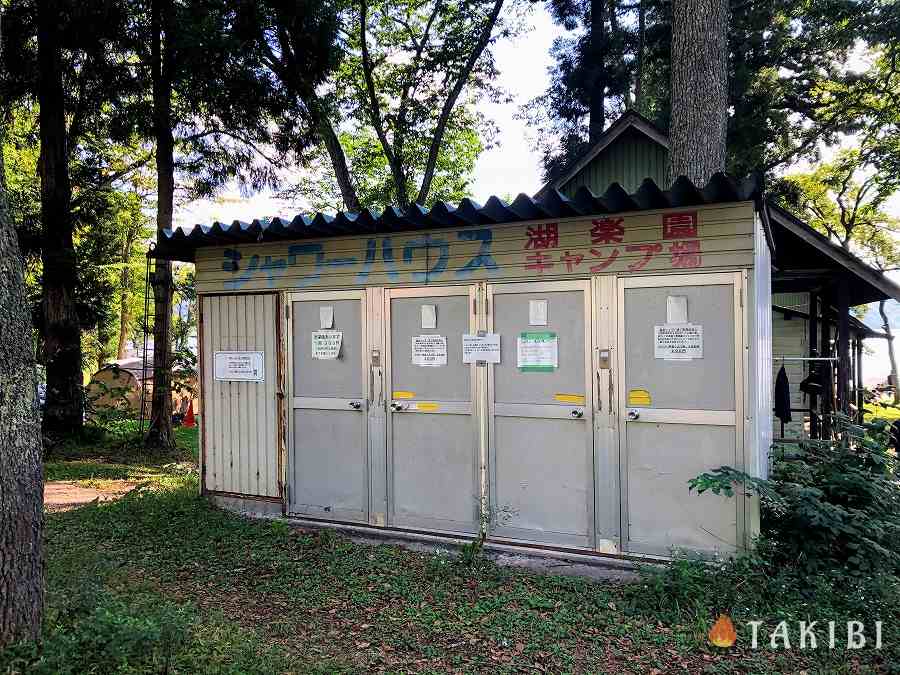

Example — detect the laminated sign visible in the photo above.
[412,335,447,367]
[214,351,264,382]
[654,324,703,360]
[311,330,343,359]
[462,333,501,363]
[517,332,558,372]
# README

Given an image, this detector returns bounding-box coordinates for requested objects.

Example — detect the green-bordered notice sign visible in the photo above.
[517,331,558,372]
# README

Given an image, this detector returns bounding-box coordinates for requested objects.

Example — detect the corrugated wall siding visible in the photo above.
[201,294,280,497]
[560,130,669,197]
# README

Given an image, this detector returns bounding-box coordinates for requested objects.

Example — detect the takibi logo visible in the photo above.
[708,615,737,648]
[706,615,885,650]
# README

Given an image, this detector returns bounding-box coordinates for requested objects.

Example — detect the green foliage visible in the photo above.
[690,416,900,575]
[776,145,900,254]
[532,0,898,182]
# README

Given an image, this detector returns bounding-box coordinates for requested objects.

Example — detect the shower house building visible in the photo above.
[153,112,900,559]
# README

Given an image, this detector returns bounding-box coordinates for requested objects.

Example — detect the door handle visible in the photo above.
[349,401,362,410]
[626,409,640,421]
[570,409,584,419]
[390,402,406,412]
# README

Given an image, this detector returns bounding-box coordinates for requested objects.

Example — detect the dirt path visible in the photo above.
[44,480,138,512]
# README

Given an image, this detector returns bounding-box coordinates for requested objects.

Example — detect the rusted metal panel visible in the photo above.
[194,203,755,294]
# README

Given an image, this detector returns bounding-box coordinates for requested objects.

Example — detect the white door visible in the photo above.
[287,290,369,522]
[487,280,595,548]
[384,286,480,533]
[617,272,745,556]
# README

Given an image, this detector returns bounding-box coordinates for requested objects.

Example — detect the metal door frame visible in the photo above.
[485,279,596,549]
[285,289,371,522]
[615,271,746,555]
[590,276,621,552]
[383,285,481,534]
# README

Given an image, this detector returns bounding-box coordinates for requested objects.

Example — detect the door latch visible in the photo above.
[570,409,584,419]
[348,401,362,410]
[626,409,640,421]
[390,402,406,412]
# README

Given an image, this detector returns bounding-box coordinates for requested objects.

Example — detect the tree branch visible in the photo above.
[415,0,505,206]
[359,0,407,207]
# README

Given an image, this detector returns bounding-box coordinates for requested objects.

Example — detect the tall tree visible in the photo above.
[0,124,44,647]
[530,0,891,184]
[37,0,83,433]
[2,0,151,436]
[146,0,177,451]
[525,0,641,182]
[248,0,512,211]
[666,0,728,183]
[133,0,295,451]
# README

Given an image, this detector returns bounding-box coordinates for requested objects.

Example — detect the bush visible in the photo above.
[690,415,900,575]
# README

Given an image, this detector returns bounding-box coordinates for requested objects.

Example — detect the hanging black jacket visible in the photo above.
[775,365,792,423]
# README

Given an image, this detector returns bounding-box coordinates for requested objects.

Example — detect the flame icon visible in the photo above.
[708,614,737,648]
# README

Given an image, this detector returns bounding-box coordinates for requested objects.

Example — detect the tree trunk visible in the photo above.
[634,0,645,111]
[666,0,729,184]
[38,0,84,435]
[0,125,44,648]
[879,301,899,405]
[146,0,176,452]
[316,113,362,212]
[588,0,607,143]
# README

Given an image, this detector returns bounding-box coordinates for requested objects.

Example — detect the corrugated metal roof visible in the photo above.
[154,173,762,262]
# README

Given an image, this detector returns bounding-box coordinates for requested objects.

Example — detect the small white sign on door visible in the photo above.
[462,333,501,363]
[312,330,343,359]
[319,305,334,329]
[529,299,548,326]
[421,304,437,329]
[412,334,447,367]
[214,351,265,382]
[654,324,703,360]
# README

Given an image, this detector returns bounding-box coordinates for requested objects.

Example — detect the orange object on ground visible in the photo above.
[183,399,196,427]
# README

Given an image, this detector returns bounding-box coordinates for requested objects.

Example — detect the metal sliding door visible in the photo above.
[287,290,369,522]
[617,273,745,556]
[384,286,480,533]
[487,281,595,548]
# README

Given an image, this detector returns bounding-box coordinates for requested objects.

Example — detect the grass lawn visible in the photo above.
[2,423,897,673]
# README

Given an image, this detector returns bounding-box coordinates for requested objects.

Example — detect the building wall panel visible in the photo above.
[201,293,279,498]
[194,203,756,294]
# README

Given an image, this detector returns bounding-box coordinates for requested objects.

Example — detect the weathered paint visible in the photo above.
[559,129,669,197]
[200,294,279,497]
[194,203,755,294]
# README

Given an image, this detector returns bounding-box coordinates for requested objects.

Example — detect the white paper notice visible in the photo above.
[462,333,501,363]
[412,335,447,367]
[517,332,558,371]
[421,304,437,329]
[654,324,703,360]
[666,296,688,324]
[319,306,334,329]
[311,330,343,359]
[214,351,265,382]
[529,299,549,326]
